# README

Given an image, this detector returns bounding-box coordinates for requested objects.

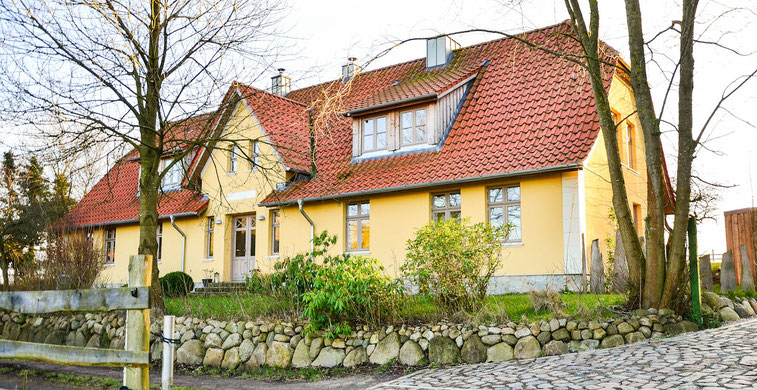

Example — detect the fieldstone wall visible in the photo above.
[0,292,754,370]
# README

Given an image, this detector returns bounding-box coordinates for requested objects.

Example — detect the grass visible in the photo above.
[166,292,625,324]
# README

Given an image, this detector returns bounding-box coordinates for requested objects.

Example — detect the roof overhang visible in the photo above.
[56,209,207,231]
[344,93,437,117]
[261,162,582,207]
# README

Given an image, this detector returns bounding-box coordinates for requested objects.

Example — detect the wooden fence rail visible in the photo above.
[0,254,152,390]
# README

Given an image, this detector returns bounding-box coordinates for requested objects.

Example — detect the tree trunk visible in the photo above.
[661,0,698,308]
[623,0,667,309]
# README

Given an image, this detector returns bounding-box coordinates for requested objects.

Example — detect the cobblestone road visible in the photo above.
[371,318,757,390]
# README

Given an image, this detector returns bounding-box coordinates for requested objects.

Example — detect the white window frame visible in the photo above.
[156,223,162,263]
[206,217,214,259]
[400,108,427,146]
[361,116,388,153]
[250,140,260,170]
[160,159,183,191]
[271,210,280,255]
[104,228,116,264]
[229,145,238,174]
[487,185,522,243]
[346,201,370,251]
[626,121,636,170]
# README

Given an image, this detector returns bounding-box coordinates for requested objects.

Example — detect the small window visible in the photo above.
[626,122,636,170]
[229,145,238,173]
[346,202,370,251]
[401,108,427,146]
[156,224,162,263]
[249,140,260,170]
[362,117,387,152]
[205,217,214,259]
[432,191,461,222]
[488,185,522,242]
[611,110,625,164]
[160,159,183,190]
[271,210,280,255]
[104,228,116,264]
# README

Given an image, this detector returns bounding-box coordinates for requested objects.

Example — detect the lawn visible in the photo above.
[166,292,625,324]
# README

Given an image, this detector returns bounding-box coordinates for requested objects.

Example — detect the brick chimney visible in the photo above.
[271,68,291,96]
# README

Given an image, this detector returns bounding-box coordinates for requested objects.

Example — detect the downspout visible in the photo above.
[170,215,187,273]
[298,199,314,251]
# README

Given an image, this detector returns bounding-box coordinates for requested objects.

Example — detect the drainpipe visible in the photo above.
[297,199,314,251]
[170,215,187,273]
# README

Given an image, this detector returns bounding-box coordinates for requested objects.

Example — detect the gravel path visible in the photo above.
[370,318,757,390]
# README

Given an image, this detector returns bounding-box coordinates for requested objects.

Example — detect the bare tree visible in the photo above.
[0,0,288,310]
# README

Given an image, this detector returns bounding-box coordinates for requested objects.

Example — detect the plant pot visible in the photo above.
[202,278,212,287]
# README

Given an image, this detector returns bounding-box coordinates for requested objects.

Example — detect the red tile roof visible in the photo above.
[261,21,618,205]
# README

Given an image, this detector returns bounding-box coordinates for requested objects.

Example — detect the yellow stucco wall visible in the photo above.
[583,74,649,270]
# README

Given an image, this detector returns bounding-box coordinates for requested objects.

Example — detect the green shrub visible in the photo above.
[246,270,274,294]
[160,271,194,297]
[402,218,509,311]
[269,237,325,298]
[298,232,401,337]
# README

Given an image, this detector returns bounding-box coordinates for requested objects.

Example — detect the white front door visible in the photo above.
[232,214,256,282]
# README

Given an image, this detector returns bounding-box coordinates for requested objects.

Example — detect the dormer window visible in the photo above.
[161,159,183,190]
[362,116,387,152]
[400,108,427,146]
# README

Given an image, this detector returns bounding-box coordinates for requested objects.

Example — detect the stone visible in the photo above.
[176,339,205,366]
[699,254,714,291]
[639,326,652,338]
[590,239,605,293]
[369,332,400,365]
[343,347,367,368]
[265,341,292,368]
[331,338,346,349]
[613,229,629,293]
[309,337,323,359]
[549,319,560,332]
[721,296,735,309]
[481,335,501,345]
[239,339,255,362]
[721,251,738,292]
[501,335,518,346]
[593,328,607,339]
[291,339,311,368]
[617,322,634,334]
[514,336,541,359]
[720,307,741,322]
[543,340,568,356]
[551,328,570,341]
[580,339,600,351]
[203,348,224,368]
[734,304,750,318]
[221,347,241,370]
[625,332,645,344]
[486,342,514,362]
[311,347,345,368]
[742,300,756,316]
[514,327,531,338]
[222,333,241,350]
[461,335,487,364]
[204,332,222,348]
[429,336,460,365]
[741,245,755,292]
[246,343,267,368]
[601,334,625,348]
[399,340,425,366]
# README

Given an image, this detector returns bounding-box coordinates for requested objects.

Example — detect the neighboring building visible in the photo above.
[60,21,671,291]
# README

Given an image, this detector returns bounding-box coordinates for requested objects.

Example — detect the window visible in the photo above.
[400,108,427,146]
[229,145,238,173]
[346,202,370,251]
[633,203,642,235]
[611,110,625,164]
[432,191,461,222]
[104,228,116,264]
[156,223,162,263]
[249,140,260,170]
[160,160,183,190]
[271,210,280,255]
[206,217,214,259]
[488,185,522,242]
[626,122,636,170]
[362,116,387,152]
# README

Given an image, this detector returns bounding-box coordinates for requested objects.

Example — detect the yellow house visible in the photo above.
[61,21,671,292]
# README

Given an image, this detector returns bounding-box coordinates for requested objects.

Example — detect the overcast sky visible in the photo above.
[261,0,756,256]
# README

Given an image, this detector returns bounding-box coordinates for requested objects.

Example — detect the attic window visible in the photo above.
[161,159,183,190]
[362,116,387,152]
[400,108,427,146]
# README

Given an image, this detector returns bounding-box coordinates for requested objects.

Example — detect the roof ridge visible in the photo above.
[233,81,309,108]
[286,20,573,99]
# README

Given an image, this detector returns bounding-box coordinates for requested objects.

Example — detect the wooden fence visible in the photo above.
[0,255,152,390]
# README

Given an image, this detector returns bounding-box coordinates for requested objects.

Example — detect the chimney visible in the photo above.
[271,68,291,96]
[341,57,362,81]
[426,35,460,68]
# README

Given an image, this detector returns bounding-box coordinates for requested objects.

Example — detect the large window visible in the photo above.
[346,202,370,251]
[104,228,116,264]
[229,145,238,173]
[206,217,214,259]
[156,223,162,263]
[271,210,280,255]
[488,185,522,242]
[432,191,461,222]
[362,116,387,152]
[401,108,427,146]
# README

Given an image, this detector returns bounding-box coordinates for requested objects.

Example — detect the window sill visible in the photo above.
[266,255,280,260]
[103,263,115,268]
[345,250,371,255]
[201,258,214,262]
[502,242,523,248]
[227,172,237,176]
[626,167,640,176]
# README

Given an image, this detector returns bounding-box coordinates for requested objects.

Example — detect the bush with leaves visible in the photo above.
[288,232,401,337]
[402,218,509,311]
[268,236,327,299]
[160,271,194,297]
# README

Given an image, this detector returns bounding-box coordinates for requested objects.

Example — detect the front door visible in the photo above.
[232,214,256,282]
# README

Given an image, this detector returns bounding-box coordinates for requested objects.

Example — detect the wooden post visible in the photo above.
[125,255,152,390]
[580,233,587,293]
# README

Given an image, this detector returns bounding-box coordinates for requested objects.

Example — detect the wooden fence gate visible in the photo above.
[0,255,152,390]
